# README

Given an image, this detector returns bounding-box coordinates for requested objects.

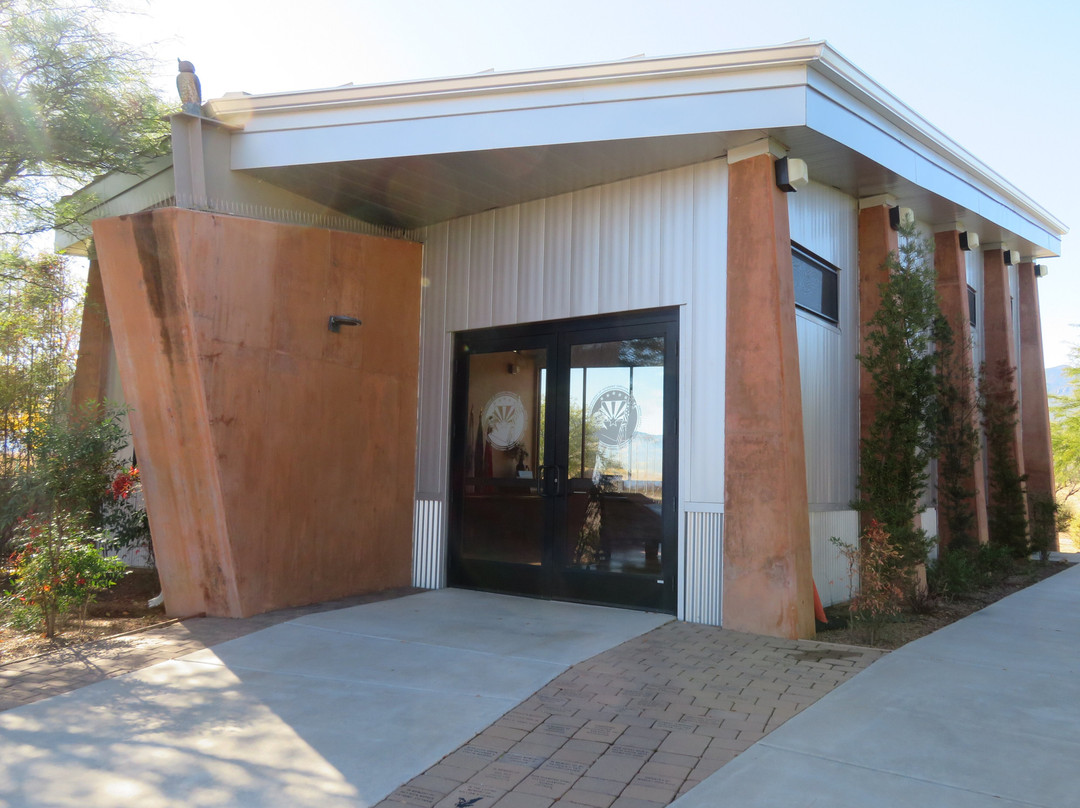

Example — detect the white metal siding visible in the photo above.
[409,160,729,615]
[412,499,445,589]
[683,511,724,624]
[1009,263,1022,414]
[966,249,985,370]
[809,510,859,607]
[788,182,859,508]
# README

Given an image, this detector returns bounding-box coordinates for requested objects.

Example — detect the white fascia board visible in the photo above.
[230,65,807,134]
[230,81,807,171]
[208,42,828,121]
[805,80,1062,255]
[809,47,1066,239]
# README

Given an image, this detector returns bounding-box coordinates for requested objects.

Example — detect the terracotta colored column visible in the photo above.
[723,148,815,640]
[1017,262,1056,542]
[982,248,1026,520]
[70,253,114,410]
[932,229,989,548]
[856,201,898,526]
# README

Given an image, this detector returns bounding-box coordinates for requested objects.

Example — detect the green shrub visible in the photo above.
[2,402,129,534]
[928,550,977,599]
[1028,494,1058,560]
[3,512,126,637]
[929,543,1018,600]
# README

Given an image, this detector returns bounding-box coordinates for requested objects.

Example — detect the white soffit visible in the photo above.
[203,42,1063,252]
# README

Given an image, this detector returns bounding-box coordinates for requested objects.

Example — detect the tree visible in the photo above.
[1052,344,1080,503]
[980,360,1029,557]
[854,224,943,568]
[0,0,170,237]
[0,249,82,477]
[934,321,982,552]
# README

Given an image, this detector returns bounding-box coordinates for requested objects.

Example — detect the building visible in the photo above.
[64,42,1064,639]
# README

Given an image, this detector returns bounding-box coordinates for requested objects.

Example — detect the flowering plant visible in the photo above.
[104,465,152,563]
[4,512,126,637]
[111,466,139,500]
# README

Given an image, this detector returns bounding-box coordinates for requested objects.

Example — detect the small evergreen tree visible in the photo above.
[855,224,942,568]
[980,361,1029,557]
[934,322,982,552]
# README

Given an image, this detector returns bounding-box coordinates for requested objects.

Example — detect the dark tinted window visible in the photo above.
[968,285,977,326]
[792,244,839,323]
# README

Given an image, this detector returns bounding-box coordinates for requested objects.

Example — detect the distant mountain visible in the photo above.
[1046,365,1072,399]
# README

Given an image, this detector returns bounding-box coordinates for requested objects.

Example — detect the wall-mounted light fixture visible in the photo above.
[1003,250,1017,266]
[774,156,809,193]
[328,315,362,332]
[1035,264,1049,278]
[959,231,980,251]
[889,206,915,230]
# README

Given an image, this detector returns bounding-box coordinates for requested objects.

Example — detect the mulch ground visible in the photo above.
[817,559,1073,649]
[0,567,168,665]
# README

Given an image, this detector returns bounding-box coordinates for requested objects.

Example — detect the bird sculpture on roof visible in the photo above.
[176,58,202,115]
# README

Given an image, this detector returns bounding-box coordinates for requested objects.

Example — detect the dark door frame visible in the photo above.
[447,306,679,613]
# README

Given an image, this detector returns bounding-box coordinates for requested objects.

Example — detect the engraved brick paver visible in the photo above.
[391,622,883,808]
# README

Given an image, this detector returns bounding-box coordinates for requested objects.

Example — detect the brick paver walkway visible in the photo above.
[377,622,883,808]
[0,587,420,712]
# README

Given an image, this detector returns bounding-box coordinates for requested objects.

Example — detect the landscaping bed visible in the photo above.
[0,567,168,665]
[818,558,1073,649]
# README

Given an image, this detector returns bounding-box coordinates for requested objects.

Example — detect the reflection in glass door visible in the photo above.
[564,338,665,576]
[449,310,677,612]
[451,344,552,597]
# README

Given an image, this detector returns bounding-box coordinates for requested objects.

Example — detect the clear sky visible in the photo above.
[110,0,1079,366]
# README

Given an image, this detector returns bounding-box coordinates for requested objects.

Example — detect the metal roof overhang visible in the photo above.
[202,43,1064,256]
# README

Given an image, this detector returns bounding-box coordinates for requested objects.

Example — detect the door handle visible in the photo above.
[537,465,551,497]
[537,465,562,497]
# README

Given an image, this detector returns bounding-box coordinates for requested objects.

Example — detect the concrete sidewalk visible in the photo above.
[671,559,1080,808]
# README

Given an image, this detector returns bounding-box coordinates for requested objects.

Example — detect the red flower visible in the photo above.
[111,467,139,500]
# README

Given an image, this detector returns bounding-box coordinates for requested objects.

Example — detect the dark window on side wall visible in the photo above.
[967,285,977,326]
[792,244,839,324]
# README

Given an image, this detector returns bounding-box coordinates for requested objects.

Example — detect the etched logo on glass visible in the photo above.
[482,392,527,450]
[588,386,640,448]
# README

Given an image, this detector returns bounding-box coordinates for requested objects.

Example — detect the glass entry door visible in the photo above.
[448,309,678,612]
